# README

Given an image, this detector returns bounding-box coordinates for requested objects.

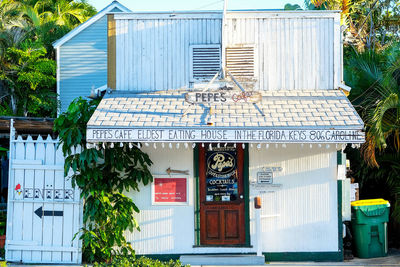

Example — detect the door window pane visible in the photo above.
[205,145,238,202]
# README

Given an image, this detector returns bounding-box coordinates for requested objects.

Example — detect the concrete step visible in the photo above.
[180,254,265,266]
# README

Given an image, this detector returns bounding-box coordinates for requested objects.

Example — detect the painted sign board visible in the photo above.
[153,177,187,204]
[205,146,238,202]
[257,172,273,184]
[87,128,365,143]
[185,90,262,104]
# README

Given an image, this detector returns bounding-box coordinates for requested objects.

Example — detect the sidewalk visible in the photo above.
[6,249,400,266]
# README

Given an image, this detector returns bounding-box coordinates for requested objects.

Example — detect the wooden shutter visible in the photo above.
[190,44,221,82]
[225,46,255,79]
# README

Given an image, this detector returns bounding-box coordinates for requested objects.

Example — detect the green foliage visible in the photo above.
[0,210,6,236]
[0,0,97,117]
[54,97,153,263]
[91,256,186,267]
[0,41,57,117]
[284,3,302,10]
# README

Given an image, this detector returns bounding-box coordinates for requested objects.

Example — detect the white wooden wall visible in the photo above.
[125,144,339,255]
[114,13,222,91]
[113,11,341,91]
[225,12,341,90]
[6,132,82,264]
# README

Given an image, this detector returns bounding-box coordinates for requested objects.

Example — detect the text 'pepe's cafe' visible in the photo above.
[83,9,365,264]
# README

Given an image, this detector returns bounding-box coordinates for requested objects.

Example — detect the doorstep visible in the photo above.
[179,254,265,265]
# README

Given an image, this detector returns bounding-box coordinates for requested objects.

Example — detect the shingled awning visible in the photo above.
[86,90,364,144]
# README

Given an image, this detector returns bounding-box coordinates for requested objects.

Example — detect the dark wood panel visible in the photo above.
[224,210,239,239]
[205,210,220,239]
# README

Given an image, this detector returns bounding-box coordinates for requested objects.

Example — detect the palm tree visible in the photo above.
[345,43,400,167]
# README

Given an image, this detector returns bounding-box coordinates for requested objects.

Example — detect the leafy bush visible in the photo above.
[91,256,186,267]
[54,97,153,263]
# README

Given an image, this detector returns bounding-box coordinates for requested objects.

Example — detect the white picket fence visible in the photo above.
[6,122,83,264]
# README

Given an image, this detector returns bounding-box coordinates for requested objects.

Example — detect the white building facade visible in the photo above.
[61,6,364,262]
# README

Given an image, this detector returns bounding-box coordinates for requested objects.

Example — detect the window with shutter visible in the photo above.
[225,46,255,79]
[190,44,221,82]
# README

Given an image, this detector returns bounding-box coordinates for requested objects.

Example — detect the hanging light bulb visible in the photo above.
[202,143,204,148]
[326,144,330,149]
[234,143,237,148]
[137,143,141,149]
[318,144,322,148]
[266,144,269,149]
[176,143,180,149]
[169,143,172,149]
[250,143,253,148]
[153,143,157,149]
[217,143,220,148]
[224,143,227,147]
[301,143,304,148]
[110,142,114,148]
[310,144,312,148]
[162,143,165,148]
[102,143,106,149]
[242,143,245,149]
[275,144,278,149]
[145,142,149,147]
[184,143,188,149]
[129,142,133,149]
[209,143,212,150]
[257,143,261,149]
[192,143,196,148]
[282,144,287,148]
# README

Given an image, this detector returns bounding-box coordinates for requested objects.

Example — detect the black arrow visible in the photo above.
[34,206,63,219]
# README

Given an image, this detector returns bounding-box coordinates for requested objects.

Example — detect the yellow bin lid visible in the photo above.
[351,198,389,207]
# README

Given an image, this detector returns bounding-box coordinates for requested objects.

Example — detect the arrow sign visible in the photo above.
[34,206,63,219]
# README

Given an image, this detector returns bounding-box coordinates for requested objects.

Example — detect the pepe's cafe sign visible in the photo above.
[87,128,365,143]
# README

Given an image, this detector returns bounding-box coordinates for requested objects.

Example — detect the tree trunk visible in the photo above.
[10,89,17,115]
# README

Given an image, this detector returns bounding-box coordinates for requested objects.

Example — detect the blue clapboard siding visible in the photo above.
[59,7,123,112]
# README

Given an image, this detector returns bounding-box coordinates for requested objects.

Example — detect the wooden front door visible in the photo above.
[199,144,245,245]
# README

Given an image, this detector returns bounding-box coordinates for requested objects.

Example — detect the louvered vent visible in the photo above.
[190,45,221,81]
[226,46,255,79]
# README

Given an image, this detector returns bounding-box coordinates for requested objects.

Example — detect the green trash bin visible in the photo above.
[351,199,390,258]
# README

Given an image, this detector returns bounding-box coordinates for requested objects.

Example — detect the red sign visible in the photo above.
[154,178,187,203]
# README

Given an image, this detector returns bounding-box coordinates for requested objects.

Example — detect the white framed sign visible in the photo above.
[87,128,365,143]
[151,175,189,206]
[257,172,273,184]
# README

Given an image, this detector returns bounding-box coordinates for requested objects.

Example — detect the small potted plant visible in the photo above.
[0,211,6,248]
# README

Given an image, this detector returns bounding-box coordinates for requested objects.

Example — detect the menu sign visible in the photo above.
[205,146,238,202]
[154,178,187,203]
